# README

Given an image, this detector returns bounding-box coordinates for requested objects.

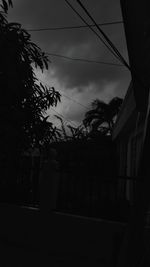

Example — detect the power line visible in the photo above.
[46,52,124,67]
[75,0,130,70]
[63,0,146,98]
[50,107,78,127]
[27,20,123,32]
[38,78,90,110]
[64,0,122,64]
[36,79,92,130]
[61,93,89,110]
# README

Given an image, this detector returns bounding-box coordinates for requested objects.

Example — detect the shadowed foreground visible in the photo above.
[0,243,113,267]
[0,204,126,266]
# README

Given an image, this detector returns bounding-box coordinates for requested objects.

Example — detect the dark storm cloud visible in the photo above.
[8,0,131,123]
[48,49,128,91]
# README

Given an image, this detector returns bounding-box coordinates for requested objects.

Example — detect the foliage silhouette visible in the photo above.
[0,1,61,153]
[83,97,123,136]
[54,115,69,141]
[0,0,61,189]
[67,124,88,140]
[53,97,123,143]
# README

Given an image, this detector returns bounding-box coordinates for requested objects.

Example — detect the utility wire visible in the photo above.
[60,0,148,109]
[75,0,130,70]
[37,78,85,125]
[27,20,123,32]
[64,0,122,63]
[50,107,78,127]
[46,52,124,67]
[64,0,147,95]
[61,93,89,110]
[75,0,150,96]
[38,78,90,111]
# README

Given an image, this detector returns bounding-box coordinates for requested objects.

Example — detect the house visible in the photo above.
[112,81,146,203]
[112,0,150,205]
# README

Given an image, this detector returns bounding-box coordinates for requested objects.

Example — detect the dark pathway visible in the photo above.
[0,242,113,266]
[0,204,125,266]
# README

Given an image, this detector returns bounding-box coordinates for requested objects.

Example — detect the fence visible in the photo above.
[0,154,40,206]
[56,172,132,222]
[0,153,138,222]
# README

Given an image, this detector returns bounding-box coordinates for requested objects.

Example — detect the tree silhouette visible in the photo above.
[0,0,12,14]
[83,97,123,136]
[0,1,61,153]
[53,96,123,143]
[0,0,61,187]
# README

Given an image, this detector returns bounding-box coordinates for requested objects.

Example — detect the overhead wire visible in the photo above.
[74,0,149,95]
[73,0,150,166]
[50,107,79,128]
[60,93,89,110]
[64,0,122,63]
[46,52,124,67]
[64,0,149,98]
[33,0,130,128]
[38,78,85,127]
[37,78,90,111]
[27,20,123,32]
[75,0,130,70]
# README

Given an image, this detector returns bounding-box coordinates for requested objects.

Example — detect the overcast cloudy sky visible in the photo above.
[8,0,131,127]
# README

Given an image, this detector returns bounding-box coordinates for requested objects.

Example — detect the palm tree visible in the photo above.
[83,97,123,136]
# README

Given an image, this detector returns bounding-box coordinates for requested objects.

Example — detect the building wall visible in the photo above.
[117,118,144,202]
[112,82,136,140]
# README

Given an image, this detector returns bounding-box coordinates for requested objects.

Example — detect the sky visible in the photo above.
[8,0,131,128]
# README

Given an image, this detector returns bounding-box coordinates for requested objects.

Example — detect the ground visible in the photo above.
[0,204,124,266]
[0,242,112,266]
